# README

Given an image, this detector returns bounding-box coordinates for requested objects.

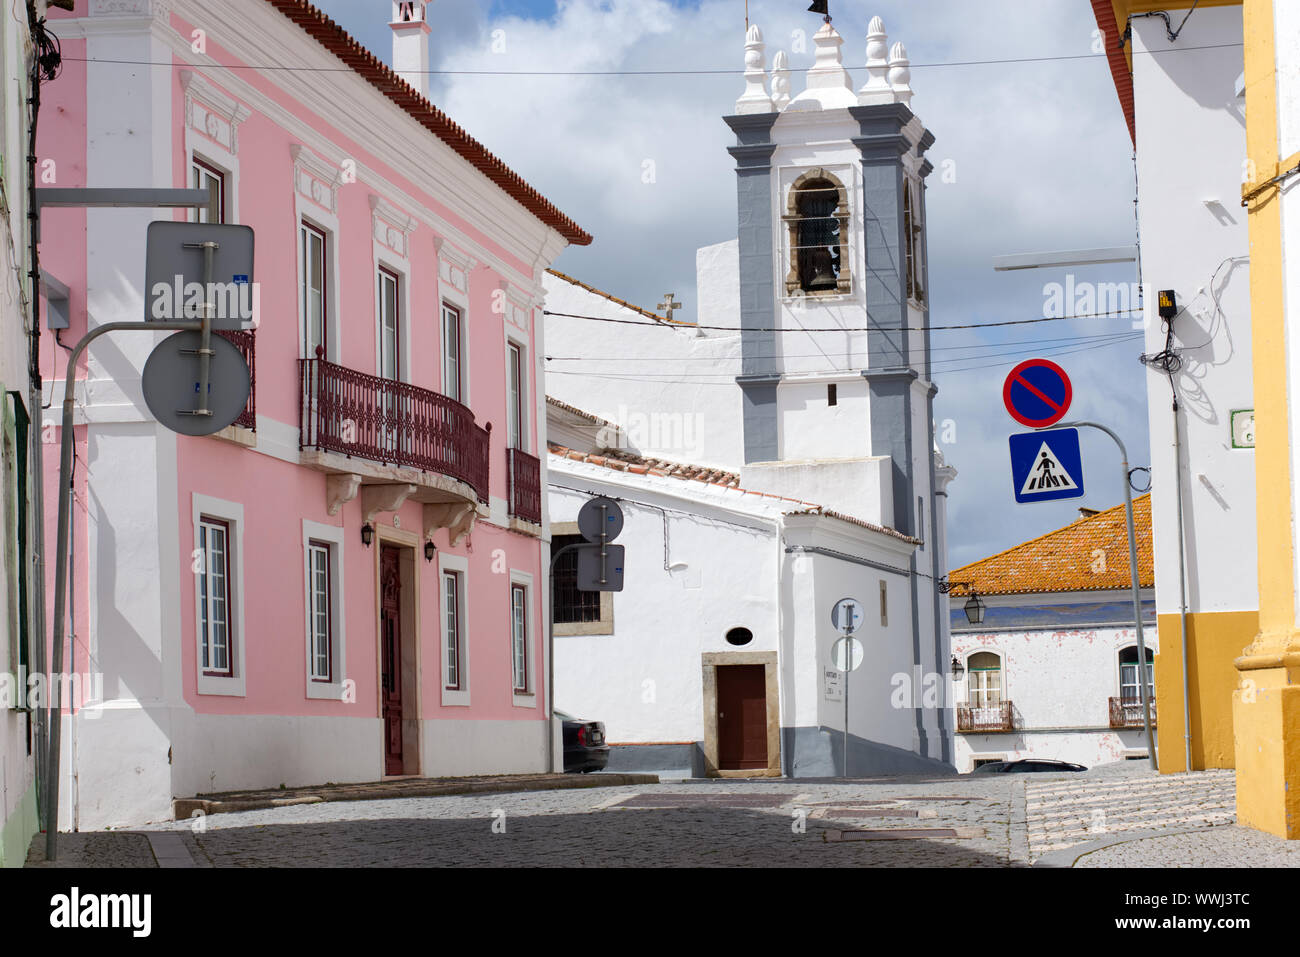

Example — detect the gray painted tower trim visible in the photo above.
[724,113,781,464]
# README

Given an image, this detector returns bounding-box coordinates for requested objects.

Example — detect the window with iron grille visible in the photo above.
[552,534,601,624]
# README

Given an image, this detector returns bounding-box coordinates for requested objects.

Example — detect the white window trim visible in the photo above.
[440,299,470,406]
[439,552,470,707]
[192,494,246,697]
[302,520,347,701]
[374,259,410,383]
[510,569,537,708]
[292,144,342,362]
[504,330,529,453]
[180,72,248,226]
[964,651,1004,710]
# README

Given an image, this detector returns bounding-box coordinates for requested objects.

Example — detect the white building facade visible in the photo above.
[543,11,958,777]
[948,498,1157,772]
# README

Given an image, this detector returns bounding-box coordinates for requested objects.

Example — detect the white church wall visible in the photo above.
[549,462,781,748]
[741,456,893,529]
[542,274,745,470]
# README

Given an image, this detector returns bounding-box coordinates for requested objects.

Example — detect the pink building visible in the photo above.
[38,0,587,829]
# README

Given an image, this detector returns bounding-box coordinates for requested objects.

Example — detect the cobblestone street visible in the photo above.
[26,764,1291,869]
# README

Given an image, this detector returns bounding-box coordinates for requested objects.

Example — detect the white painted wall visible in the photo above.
[542,274,745,471]
[951,622,1160,773]
[550,459,781,745]
[1132,11,1256,616]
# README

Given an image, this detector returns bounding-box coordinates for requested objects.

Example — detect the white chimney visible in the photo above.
[390,1,431,99]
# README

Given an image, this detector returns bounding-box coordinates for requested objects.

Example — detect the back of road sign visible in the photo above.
[142,331,251,437]
[145,222,256,330]
[1009,428,1085,503]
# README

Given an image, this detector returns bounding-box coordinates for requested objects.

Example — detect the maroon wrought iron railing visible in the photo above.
[216,329,256,431]
[956,701,1015,733]
[1109,696,1156,729]
[299,352,491,503]
[507,447,542,524]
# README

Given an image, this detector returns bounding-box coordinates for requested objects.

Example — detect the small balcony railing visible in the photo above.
[299,352,491,503]
[956,701,1015,733]
[507,447,541,525]
[1109,696,1156,729]
[216,329,256,431]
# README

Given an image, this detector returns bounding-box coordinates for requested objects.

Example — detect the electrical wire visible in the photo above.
[544,330,1143,364]
[544,332,1143,384]
[58,40,1243,77]
[543,307,1142,334]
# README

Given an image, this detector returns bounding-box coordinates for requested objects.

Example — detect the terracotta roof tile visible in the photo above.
[546,269,691,325]
[547,442,920,545]
[948,494,1152,597]
[262,1,590,245]
[1091,0,1136,145]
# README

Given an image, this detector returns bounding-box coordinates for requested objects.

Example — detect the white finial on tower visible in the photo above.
[858,16,893,104]
[736,24,776,115]
[786,18,856,110]
[390,0,431,98]
[889,41,913,107]
[771,50,792,110]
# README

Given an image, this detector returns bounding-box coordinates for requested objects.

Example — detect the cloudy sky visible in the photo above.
[316,0,1151,568]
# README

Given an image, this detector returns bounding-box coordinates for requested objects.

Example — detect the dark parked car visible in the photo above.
[556,710,609,773]
[972,758,1087,774]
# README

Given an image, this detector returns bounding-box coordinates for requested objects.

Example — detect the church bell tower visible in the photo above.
[724,14,937,539]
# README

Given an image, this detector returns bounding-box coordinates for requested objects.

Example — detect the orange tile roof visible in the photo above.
[263,1,590,245]
[1091,0,1137,145]
[948,494,1152,596]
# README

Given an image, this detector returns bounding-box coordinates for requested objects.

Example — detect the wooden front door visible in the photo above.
[717,665,768,770]
[381,546,404,776]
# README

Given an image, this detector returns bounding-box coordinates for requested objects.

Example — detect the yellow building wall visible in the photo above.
[1155,611,1257,772]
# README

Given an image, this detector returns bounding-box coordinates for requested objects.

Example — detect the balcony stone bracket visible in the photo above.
[424,502,477,547]
[326,474,363,517]
[360,484,419,524]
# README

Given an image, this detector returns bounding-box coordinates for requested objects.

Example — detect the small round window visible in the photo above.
[725,627,754,647]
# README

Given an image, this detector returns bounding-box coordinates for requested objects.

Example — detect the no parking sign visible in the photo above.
[1003,359,1073,429]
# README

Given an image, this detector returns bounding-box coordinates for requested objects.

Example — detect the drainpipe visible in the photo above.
[1172,397,1193,772]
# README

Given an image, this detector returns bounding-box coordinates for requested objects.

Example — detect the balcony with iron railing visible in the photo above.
[1109,696,1156,729]
[507,447,541,525]
[299,350,491,506]
[216,329,256,432]
[956,700,1015,733]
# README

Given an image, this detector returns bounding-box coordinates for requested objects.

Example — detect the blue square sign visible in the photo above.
[1010,428,1085,503]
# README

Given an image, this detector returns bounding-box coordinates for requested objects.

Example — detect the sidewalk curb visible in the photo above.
[1031,825,1228,868]
[173,772,660,820]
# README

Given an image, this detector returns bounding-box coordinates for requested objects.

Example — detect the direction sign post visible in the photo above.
[830,598,865,778]
[1054,421,1158,771]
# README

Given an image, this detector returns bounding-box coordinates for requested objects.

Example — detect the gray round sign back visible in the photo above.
[142,331,251,437]
[577,496,624,543]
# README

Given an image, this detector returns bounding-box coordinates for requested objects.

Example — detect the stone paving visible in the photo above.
[25,764,1293,868]
[1026,765,1237,857]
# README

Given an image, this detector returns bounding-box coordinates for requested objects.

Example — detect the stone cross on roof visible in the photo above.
[658,294,683,321]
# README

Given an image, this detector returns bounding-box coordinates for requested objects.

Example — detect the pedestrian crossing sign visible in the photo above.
[1009,428,1085,503]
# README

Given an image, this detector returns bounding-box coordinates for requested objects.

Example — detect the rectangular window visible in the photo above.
[307,541,332,682]
[511,583,528,693]
[552,534,601,624]
[442,303,463,403]
[302,223,327,359]
[879,580,888,627]
[192,159,226,224]
[378,268,400,380]
[969,668,1002,709]
[508,342,524,450]
[199,517,233,677]
[918,497,925,541]
[444,570,462,690]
